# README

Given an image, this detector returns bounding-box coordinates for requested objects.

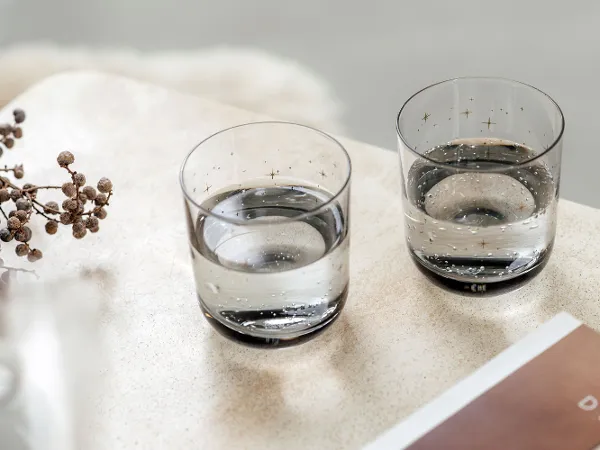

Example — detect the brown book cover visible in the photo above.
[365,313,600,450]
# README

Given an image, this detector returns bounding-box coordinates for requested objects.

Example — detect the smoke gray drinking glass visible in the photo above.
[397,77,564,292]
[180,122,351,347]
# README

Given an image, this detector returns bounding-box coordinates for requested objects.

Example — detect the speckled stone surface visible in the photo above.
[5,72,600,450]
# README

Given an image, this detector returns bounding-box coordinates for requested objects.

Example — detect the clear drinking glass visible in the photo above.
[397,77,564,292]
[180,122,351,347]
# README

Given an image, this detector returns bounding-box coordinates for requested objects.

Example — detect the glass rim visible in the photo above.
[396,76,565,170]
[179,121,352,226]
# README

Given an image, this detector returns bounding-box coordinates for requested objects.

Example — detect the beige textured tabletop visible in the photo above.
[5,72,600,449]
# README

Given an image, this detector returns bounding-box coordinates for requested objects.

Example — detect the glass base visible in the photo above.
[410,244,553,296]
[198,287,348,348]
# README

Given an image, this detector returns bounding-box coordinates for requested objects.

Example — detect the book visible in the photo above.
[364,312,600,450]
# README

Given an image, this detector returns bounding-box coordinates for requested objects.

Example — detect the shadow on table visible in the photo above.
[202,314,404,448]
[200,288,513,450]
[203,317,342,444]
[417,278,512,354]
[532,263,600,330]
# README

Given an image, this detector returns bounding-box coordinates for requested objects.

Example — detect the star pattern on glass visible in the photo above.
[479,239,488,248]
[481,117,496,129]
[268,169,277,179]
[461,109,472,118]
[203,183,212,194]
[319,170,327,178]
[422,112,431,122]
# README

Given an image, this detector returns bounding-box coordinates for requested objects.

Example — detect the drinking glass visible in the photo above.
[0,340,23,450]
[397,77,564,292]
[180,122,351,347]
[0,343,19,407]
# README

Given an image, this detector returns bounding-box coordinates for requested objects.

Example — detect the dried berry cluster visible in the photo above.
[0,108,24,158]
[0,109,113,263]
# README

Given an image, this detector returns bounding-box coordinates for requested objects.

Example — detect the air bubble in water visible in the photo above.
[206,282,219,294]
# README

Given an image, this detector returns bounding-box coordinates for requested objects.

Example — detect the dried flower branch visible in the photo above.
[0,108,114,265]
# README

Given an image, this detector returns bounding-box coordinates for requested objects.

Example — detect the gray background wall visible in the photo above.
[0,0,597,207]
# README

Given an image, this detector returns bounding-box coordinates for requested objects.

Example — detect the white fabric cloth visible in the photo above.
[0,43,343,133]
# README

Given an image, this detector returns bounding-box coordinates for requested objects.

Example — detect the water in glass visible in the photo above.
[189,180,349,346]
[404,138,556,288]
